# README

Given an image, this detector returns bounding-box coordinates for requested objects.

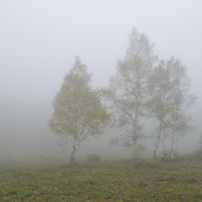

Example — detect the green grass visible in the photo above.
[0,155,202,201]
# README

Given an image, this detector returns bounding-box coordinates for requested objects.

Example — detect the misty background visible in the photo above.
[0,0,202,159]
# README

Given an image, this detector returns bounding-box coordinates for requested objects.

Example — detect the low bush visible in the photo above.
[87,154,101,162]
[133,160,160,169]
[194,149,202,157]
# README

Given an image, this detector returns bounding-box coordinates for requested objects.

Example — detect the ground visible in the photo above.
[0,155,202,201]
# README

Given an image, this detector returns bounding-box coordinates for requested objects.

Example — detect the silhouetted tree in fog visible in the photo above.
[48,57,110,165]
[147,60,171,159]
[148,56,196,160]
[102,27,157,160]
[166,56,196,159]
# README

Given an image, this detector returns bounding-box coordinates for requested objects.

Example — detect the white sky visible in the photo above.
[1,0,202,102]
[0,0,202,152]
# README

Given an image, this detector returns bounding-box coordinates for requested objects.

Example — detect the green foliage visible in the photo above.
[49,57,110,141]
[87,153,101,162]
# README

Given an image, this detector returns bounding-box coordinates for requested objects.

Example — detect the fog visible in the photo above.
[1,0,202,160]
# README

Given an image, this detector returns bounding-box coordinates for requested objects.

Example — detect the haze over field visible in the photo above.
[0,0,202,158]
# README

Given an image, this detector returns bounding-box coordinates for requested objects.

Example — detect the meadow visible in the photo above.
[0,155,202,201]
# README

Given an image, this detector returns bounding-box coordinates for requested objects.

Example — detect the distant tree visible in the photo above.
[148,57,196,160]
[166,56,196,159]
[102,27,157,160]
[48,57,110,165]
[147,60,171,159]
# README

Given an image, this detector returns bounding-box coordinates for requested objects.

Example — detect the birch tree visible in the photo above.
[166,56,196,159]
[147,60,171,159]
[48,57,110,165]
[103,27,157,159]
[148,57,196,159]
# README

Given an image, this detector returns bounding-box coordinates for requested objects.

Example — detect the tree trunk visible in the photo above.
[154,135,160,160]
[171,149,174,160]
[132,141,138,160]
[153,150,156,160]
[161,137,167,158]
[70,143,77,166]
[171,132,175,160]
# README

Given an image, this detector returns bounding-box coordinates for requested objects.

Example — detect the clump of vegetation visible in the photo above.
[194,149,202,158]
[133,159,160,169]
[87,153,101,162]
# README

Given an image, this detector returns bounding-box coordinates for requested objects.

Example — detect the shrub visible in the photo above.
[133,160,160,169]
[87,154,101,162]
[193,149,202,158]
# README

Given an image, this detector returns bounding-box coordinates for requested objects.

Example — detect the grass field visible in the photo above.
[0,155,202,201]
